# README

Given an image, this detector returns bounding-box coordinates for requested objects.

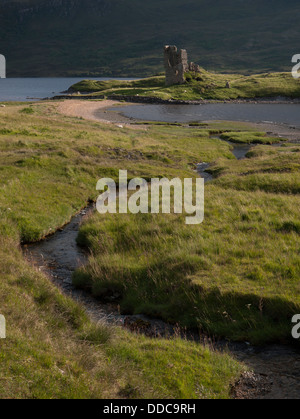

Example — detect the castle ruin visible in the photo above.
[164,46,200,86]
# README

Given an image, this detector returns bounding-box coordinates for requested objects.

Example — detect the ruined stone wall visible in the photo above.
[188,62,201,73]
[164,46,188,86]
[164,46,200,86]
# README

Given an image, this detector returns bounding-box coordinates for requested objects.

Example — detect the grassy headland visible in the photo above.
[70,70,300,101]
[0,102,246,399]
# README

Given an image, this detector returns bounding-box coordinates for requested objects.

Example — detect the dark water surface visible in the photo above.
[0,78,136,101]
[115,103,300,127]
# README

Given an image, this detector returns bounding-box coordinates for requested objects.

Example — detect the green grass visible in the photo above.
[0,102,245,399]
[219,131,286,145]
[210,144,300,194]
[108,331,243,399]
[73,140,300,344]
[0,103,235,242]
[70,70,300,101]
[0,232,243,398]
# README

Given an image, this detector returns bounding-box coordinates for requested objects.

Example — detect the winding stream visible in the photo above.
[197,139,253,181]
[23,200,300,399]
[23,128,300,399]
[23,206,175,335]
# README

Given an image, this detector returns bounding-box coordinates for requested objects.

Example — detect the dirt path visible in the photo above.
[57,99,136,125]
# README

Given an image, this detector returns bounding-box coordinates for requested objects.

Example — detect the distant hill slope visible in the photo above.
[0,0,299,77]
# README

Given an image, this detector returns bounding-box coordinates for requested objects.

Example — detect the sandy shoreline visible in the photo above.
[57,99,131,124]
[57,99,300,141]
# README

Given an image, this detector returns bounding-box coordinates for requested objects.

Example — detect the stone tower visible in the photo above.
[164,46,188,86]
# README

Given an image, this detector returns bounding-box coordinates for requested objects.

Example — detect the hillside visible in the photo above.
[0,0,299,77]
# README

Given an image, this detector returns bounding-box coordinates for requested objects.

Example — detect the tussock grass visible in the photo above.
[0,102,244,398]
[211,144,300,194]
[220,131,286,145]
[0,103,234,242]
[74,144,300,344]
[0,235,242,398]
[2,231,243,398]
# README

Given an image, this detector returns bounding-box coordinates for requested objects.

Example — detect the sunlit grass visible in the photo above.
[74,144,300,344]
[0,102,245,398]
[220,131,286,144]
[70,70,300,101]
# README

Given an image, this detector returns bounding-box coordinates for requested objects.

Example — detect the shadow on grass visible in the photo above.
[73,267,300,345]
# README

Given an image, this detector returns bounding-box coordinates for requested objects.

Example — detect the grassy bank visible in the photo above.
[70,70,300,101]
[0,102,245,399]
[0,103,235,243]
[70,123,300,344]
[74,183,300,344]
[1,230,242,398]
[219,131,288,145]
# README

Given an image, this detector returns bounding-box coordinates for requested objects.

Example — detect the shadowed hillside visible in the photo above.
[0,0,299,77]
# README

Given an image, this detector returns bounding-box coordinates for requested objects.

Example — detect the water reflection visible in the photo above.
[116,103,300,127]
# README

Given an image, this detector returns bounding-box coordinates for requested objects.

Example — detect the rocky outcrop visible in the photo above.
[188,62,201,73]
